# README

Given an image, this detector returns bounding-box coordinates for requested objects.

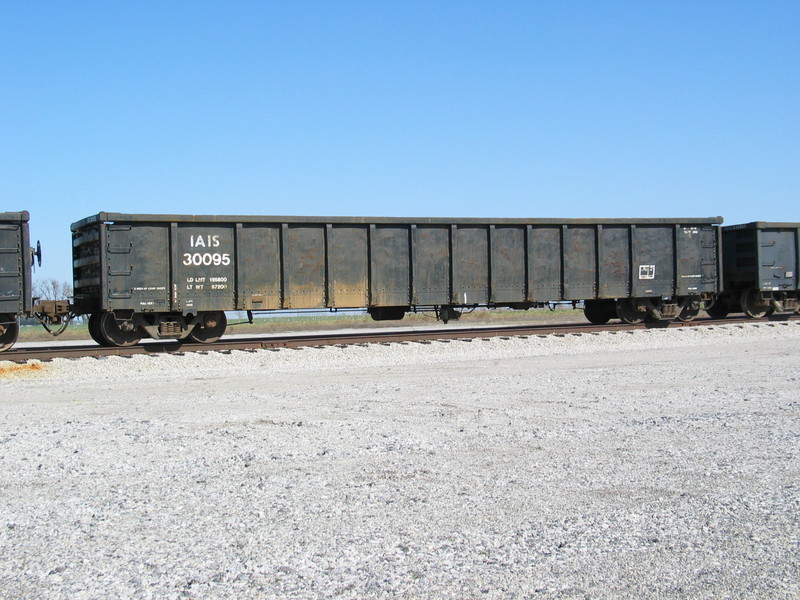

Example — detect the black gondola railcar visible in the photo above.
[707,222,800,318]
[71,213,723,347]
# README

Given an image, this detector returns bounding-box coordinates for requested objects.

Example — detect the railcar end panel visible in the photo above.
[0,215,30,315]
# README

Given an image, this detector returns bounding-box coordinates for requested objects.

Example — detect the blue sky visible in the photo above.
[2,2,798,282]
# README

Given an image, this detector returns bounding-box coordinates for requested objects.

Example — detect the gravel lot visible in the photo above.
[2,321,799,599]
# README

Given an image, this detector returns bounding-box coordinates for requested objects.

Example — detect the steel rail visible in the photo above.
[3,315,798,364]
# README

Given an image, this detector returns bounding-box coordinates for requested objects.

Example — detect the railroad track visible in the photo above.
[3,315,798,363]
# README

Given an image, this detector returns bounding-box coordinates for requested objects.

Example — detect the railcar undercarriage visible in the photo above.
[85,310,228,347]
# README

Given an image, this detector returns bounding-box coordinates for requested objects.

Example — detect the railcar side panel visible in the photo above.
[371,225,410,307]
[103,224,171,312]
[632,225,674,297]
[328,225,369,308]
[282,224,325,309]
[527,226,562,301]
[238,224,281,310]
[70,213,724,341]
[411,225,450,306]
[675,225,718,296]
[563,226,596,300]
[490,226,526,303]
[757,228,798,292]
[597,225,630,298]
[721,223,800,293]
[453,226,489,305]
[173,224,236,313]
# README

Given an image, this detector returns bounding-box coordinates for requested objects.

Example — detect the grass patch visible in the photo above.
[17,322,90,342]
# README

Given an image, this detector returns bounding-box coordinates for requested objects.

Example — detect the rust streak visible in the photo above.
[0,362,45,377]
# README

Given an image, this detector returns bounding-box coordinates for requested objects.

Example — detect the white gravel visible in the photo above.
[1,321,799,599]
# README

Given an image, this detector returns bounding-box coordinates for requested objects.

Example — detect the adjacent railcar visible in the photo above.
[71,213,723,347]
[708,222,800,318]
[0,211,33,351]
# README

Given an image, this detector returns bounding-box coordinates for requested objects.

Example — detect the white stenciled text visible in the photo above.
[190,234,221,248]
[182,252,231,267]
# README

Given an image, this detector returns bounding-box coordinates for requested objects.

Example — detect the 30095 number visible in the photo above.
[182,252,231,266]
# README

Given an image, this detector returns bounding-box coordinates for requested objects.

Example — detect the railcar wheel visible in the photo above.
[584,308,611,325]
[88,313,112,347]
[99,312,143,346]
[677,305,701,322]
[616,299,644,324]
[189,311,227,343]
[583,302,613,325]
[0,314,19,352]
[705,299,729,319]
[740,288,771,319]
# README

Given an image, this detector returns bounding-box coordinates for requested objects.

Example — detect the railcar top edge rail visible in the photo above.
[71,212,724,231]
[723,221,800,230]
[0,211,30,222]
